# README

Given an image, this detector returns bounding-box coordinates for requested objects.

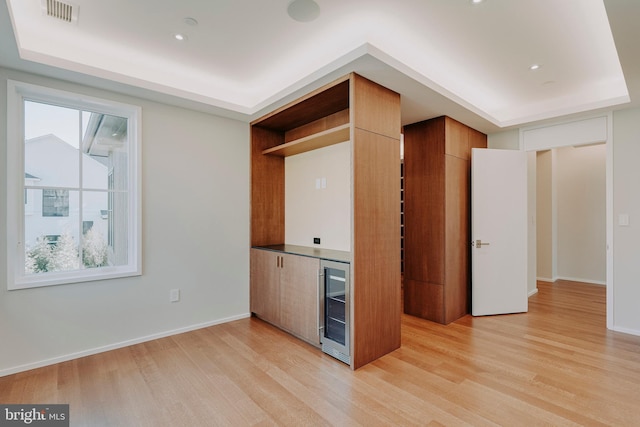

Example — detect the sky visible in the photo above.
[24,100,90,149]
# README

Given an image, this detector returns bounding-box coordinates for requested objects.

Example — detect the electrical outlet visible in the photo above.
[170,288,180,302]
[313,237,321,244]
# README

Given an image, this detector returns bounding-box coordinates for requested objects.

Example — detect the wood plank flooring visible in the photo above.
[1,280,639,426]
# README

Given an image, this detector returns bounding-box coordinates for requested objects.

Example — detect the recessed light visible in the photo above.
[287,0,320,22]
[529,64,541,71]
[174,33,187,41]
[472,0,484,4]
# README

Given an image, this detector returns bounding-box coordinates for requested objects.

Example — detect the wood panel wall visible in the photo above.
[250,126,284,246]
[351,75,401,369]
[403,116,486,324]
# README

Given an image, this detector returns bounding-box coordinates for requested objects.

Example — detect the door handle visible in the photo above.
[473,239,490,248]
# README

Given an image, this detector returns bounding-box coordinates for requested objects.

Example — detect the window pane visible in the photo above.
[25,191,80,274]
[24,101,79,188]
[42,189,69,217]
[81,191,110,268]
[108,191,129,266]
[82,112,128,191]
[25,187,37,216]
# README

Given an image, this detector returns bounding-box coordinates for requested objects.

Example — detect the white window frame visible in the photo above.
[6,80,142,289]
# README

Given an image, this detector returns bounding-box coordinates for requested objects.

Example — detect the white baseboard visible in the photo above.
[612,325,640,337]
[556,276,606,286]
[536,276,606,286]
[528,288,539,297]
[0,313,251,378]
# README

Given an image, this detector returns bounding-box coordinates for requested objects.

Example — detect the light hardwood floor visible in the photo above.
[1,280,639,426]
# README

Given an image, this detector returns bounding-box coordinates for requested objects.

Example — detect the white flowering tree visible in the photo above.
[83,227,108,268]
[25,235,53,273]
[25,229,109,273]
[49,231,79,271]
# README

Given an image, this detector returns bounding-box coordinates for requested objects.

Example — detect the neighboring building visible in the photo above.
[24,134,109,252]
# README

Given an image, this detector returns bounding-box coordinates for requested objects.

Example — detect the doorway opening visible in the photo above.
[522,113,613,328]
[535,145,606,287]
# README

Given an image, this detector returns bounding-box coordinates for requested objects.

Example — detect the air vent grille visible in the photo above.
[43,0,77,23]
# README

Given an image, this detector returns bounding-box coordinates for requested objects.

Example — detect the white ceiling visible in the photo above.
[2,0,639,134]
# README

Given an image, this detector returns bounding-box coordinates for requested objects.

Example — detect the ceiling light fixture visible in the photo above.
[287,0,320,22]
[174,33,187,41]
[529,64,541,70]
[471,0,484,4]
[183,17,198,26]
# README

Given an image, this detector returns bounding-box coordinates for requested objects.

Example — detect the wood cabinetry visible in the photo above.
[280,253,321,345]
[250,248,281,326]
[251,73,401,369]
[403,116,487,324]
[250,248,321,346]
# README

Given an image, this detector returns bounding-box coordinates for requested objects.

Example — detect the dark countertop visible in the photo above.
[252,244,351,264]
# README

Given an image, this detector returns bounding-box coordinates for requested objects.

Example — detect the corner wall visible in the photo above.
[556,145,606,284]
[612,108,640,334]
[536,150,554,281]
[0,68,251,375]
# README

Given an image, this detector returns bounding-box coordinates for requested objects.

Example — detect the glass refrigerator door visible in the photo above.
[325,267,346,345]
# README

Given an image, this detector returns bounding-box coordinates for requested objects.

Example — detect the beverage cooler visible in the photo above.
[320,260,350,365]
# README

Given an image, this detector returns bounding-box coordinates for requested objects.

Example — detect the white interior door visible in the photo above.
[472,148,528,316]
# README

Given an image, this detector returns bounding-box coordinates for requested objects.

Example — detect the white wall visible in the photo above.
[487,129,519,150]
[536,150,554,281]
[0,68,250,375]
[556,144,606,284]
[527,151,537,295]
[612,108,640,335]
[285,141,351,251]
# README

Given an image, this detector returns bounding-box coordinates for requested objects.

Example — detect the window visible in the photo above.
[6,80,141,289]
[42,189,69,217]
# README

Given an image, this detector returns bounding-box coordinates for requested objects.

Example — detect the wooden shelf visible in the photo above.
[262,123,350,157]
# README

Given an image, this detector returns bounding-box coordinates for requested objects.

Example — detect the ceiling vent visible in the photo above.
[41,0,78,24]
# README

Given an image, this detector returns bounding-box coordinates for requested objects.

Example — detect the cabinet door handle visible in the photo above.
[319,270,325,340]
[281,256,284,269]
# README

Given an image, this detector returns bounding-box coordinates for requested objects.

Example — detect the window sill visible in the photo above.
[9,267,142,290]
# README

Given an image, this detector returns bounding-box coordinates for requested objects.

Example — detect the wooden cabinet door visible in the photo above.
[280,254,320,346]
[250,249,281,325]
